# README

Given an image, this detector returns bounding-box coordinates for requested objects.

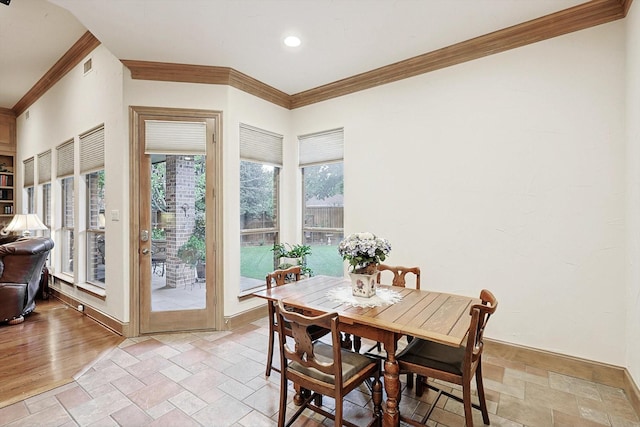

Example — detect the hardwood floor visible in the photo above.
[0,298,124,409]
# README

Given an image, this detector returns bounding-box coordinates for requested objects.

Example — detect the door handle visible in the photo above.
[142,248,150,255]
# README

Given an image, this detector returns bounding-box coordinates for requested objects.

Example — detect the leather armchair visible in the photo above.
[0,237,54,325]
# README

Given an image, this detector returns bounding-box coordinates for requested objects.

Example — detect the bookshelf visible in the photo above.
[0,111,15,229]
[0,154,14,227]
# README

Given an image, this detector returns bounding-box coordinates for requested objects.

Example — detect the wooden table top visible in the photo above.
[253,275,480,347]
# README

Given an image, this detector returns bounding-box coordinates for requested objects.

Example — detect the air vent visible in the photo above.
[83,58,92,74]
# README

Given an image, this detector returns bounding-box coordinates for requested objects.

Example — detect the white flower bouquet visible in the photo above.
[338,232,391,274]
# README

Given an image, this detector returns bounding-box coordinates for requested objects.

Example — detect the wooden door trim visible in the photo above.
[129,106,223,336]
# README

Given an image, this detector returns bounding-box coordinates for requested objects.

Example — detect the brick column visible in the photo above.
[165,156,195,288]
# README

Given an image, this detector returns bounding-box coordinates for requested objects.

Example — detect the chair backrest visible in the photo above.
[464,289,498,369]
[266,265,302,289]
[376,264,421,289]
[275,299,342,382]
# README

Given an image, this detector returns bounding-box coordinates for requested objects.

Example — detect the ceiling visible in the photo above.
[0,0,592,111]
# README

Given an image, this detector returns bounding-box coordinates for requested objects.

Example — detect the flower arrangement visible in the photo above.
[338,232,391,274]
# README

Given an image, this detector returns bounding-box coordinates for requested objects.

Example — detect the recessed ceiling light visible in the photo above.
[284,36,301,47]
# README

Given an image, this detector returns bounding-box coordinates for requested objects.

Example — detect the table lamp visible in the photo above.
[4,213,48,236]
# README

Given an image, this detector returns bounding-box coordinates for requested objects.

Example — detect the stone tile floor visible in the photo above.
[1,315,638,427]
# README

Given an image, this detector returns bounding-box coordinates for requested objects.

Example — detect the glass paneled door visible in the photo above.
[134,108,219,334]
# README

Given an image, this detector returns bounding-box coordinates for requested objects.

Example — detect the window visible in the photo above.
[57,140,74,275]
[38,150,52,240]
[239,124,283,293]
[26,187,35,214]
[80,126,105,287]
[61,176,74,274]
[86,171,105,285]
[299,129,344,277]
[42,183,51,238]
[23,157,34,214]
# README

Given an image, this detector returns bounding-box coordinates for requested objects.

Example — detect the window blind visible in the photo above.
[239,123,283,167]
[23,157,34,187]
[56,139,75,178]
[145,120,206,155]
[298,128,344,167]
[38,150,52,183]
[80,125,105,174]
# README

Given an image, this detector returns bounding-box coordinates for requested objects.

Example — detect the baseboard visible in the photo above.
[223,303,268,330]
[48,288,128,336]
[625,368,640,419]
[485,338,640,416]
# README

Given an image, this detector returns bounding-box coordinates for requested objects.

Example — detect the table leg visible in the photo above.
[382,354,400,427]
[293,384,310,406]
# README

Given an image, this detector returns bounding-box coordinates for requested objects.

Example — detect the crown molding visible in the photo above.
[13,0,632,114]
[121,60,291,109]
[290,0,627,108]
[0,108,15,118]
[13,31,100,116]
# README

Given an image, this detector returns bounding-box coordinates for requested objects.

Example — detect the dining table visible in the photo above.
[253,275,480,427]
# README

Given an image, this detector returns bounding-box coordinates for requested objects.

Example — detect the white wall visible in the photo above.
[16,45,129,320]
[292,21,627,365]
[625,1,640,387]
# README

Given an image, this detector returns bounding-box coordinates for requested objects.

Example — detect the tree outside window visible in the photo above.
[302,162,344,277]
[239,160,279,292]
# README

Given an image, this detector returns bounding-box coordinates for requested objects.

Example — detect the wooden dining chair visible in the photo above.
[275,300,382,427]
[376,264,421,289]
[264,266,329,377]
[363,264,421,388]
[396,289,498,427]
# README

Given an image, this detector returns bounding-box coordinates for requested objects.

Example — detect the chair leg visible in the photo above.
[406,372,414,389]
[278,374,288,427]
[415,375,425,397]
[341,333,353,350]
[462,380,474,427]
[334,392,343,427]
[265,327,275,377]
[475,362,490,424]
[354,336,362,352]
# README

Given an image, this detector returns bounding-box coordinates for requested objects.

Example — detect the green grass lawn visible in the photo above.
[241,244,343,279]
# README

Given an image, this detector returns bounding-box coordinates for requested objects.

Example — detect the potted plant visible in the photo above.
[178,235,206,278]
[271,243,313,276]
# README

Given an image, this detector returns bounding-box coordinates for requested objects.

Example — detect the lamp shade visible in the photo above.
[4,214,48,236]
